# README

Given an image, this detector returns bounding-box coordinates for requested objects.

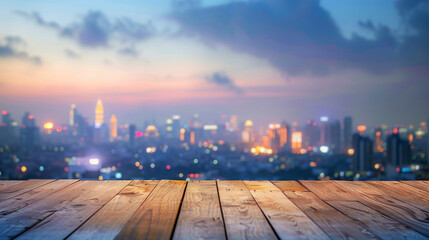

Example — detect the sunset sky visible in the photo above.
[0,0,428,128]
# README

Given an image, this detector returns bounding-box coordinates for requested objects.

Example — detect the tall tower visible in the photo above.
[94,100,104,128]
[110,115,117,141]
[69,104,76,126]
[343,116,352,150]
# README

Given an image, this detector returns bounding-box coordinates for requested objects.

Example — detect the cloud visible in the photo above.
[64,49,79,58]
[206,72,242,94]
[117,46,139,57]
[0,36,42,65]
[171,0,429,76]
[16,11,154,48]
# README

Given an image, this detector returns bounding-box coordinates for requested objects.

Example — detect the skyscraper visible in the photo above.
[374,127,384,152]
[343,116,352,150]
[352,133,373,172]
[110,115,117,141]
[94,100,104,128]
[69,104,76,126]
[386,131,411,172]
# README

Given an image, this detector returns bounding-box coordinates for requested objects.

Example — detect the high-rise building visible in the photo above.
[242,120,254,144]
[386,131,411,171]
[129,124,136,146]
[329,120,341,151]
[110,115,117,141]
[94,100,104,128]
[20,112,39,148]
[343,116,352,150]
[352,133,373,172]
[291,131,302,154]
[374,127,384,152]
[1,110,12,126]
[69,104,76,126]
[229,115,238,131]
[278,122,289,149]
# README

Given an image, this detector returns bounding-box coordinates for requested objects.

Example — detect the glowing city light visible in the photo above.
[166,165,171,170]
[43,122,54,130]
[21,166,27,172]
[1,110,7,115]
[320,146,329,153]
[357,125,367,132]
[347,148,355,156]
[89,158,100,165]
[115,172,122,179]
[320,116,329,122]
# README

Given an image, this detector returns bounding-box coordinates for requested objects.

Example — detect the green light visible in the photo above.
[213,159,218,165]
[193,159,198,164]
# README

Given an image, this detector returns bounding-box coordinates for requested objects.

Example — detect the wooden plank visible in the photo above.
[0,179,78,217]
[115,180,187,240]
[173,181,226,240]
[217,180,277,240]
[0,179,55,201]
[274,181,378,239]
[68,180,158,240]
[301,181,429,237]
[400,181,429,192]
[326,200,427,239]
[366,181,429,212]
[0,180,130,239]
[0,180,23,191]
[244,181,329,240]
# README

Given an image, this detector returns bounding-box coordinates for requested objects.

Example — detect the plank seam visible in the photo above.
[169,180,188,240]
[216,180,229,240]
[242,181,280,240]
[63,180,133,240]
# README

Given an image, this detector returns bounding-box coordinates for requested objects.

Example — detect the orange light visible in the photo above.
[43,122,54,130]
[357,125,367,132]
[347,148,355,156]
[309,161,317,167]
[135,161,140,167]
[21,166,27,172]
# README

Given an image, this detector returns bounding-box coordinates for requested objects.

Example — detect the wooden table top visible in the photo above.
[0,180,428,239]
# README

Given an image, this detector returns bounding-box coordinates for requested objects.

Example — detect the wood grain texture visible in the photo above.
[400,181,429,192]
[276,181,378,239]
[0,179,55,201]
[245,181,329,240]
[15,180,130,240]
[217,180,277,240]
[68,180,158,240]
[366,181,429,212]
[0,180,23,191]
[326,200,427,240]
[303,181,429,237]
[0,179,78,217]
[173,181,226,240]
[0,180,130,240]
[115,180,187,240]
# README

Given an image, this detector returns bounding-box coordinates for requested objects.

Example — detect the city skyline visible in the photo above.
[1,0,429,126]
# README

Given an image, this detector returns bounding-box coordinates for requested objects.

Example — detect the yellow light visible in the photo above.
[43,122,54,130]
[21,166,27,172]
[347,148,355,156]
[135,161,140,167]
[374,163,380,170]
[98,176,103,181]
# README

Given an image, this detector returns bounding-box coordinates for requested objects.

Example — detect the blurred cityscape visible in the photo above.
[0,100,428,181]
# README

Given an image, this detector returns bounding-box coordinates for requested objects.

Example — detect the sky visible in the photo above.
[0,0,428,129]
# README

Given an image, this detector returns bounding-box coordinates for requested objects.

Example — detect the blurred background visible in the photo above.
[0,0,428,180]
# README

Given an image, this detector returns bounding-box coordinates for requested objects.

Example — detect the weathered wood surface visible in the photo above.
[0,179,427,240]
